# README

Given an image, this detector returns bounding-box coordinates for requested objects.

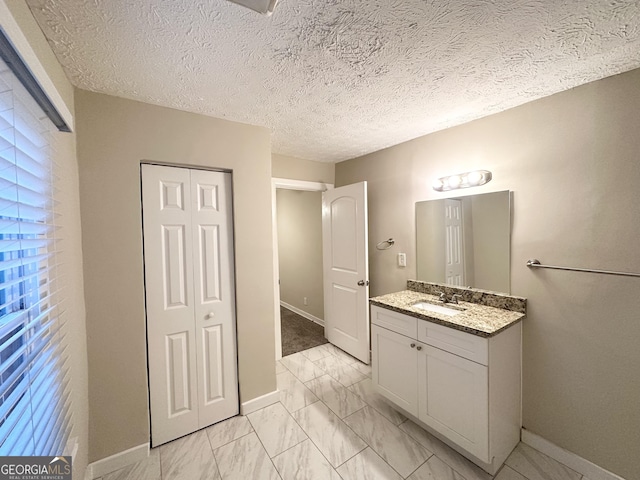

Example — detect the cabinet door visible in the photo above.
[418,345,489,461]
[372,325,418,416]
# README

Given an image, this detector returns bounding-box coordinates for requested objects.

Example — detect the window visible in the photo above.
[0,53,70,455]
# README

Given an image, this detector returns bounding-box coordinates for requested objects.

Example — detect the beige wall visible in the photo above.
[276,189,324,319]
[272,153,335,184]
[2,2,89,478]
[336,68,640,479]
[75,90,276,462]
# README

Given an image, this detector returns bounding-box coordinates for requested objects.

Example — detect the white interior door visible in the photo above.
[322,182,370,364]
[190,169,239,429]
[142,165,198,446]
[142,164,238,447]
[445,199,464,285]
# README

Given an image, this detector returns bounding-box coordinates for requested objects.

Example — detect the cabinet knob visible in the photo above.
[207,312,215,319]
[410,343,416,348]
[416,345,422,351]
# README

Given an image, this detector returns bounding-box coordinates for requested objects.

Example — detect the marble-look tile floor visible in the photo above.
[99,344,585,480]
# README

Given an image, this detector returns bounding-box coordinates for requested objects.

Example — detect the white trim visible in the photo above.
[240,390,280,415]
[521,429,627,480]
[0,1,75,130]
[64,436,79,459]
[272,178,334,360]
[272,178,334,192]
[280,301,325,327]
[87,443,149,479]
[271,182,281,360]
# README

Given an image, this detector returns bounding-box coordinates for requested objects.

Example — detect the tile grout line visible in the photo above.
[309,357,367,390]
[303,374,367,420]
[346,379,407,427]
[283,399,347,475]
[155,342,577,480]
[403,452,435,480]
[283,346,451,479]
[327,399,416,477]
[203,423,230,480]
[399,420,493,480]
[492,462,508,479]
[341,405,429,480]
[315,346,423,477]
[244,409,286,480]
[157,447,163,480]
[208,429,255,455]
[497,464,532,480]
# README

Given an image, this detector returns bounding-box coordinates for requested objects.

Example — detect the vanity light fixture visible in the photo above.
[227,0,279,15]
[432,170,493,192]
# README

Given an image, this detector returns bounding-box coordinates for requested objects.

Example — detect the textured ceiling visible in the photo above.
[26,0,640,162]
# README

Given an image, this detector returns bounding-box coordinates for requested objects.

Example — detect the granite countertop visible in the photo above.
[370,290,525,338]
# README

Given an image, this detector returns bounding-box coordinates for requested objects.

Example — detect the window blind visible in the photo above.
[0,55,71,456]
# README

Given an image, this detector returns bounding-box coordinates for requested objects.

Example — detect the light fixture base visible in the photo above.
[227,0,279,15]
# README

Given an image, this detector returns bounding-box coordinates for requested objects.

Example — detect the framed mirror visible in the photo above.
[415,190,511,294]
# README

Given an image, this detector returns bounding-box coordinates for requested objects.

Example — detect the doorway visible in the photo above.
[272,179,333,359]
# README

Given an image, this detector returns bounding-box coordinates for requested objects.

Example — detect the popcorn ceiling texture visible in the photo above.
[26,0,640,162]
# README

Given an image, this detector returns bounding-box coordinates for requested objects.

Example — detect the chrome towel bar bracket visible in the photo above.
[526,259,640,278]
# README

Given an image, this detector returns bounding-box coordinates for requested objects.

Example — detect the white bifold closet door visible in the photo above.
[142,164,238,447]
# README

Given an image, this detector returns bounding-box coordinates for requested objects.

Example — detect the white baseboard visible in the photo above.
[521,429,626,480]
[280,301,325,327]
[87,443,149,479]
[241,390,280,415]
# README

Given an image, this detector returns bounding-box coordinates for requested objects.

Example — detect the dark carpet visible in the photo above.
[281,306,328,356]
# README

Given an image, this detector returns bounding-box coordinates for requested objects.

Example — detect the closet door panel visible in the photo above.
[142,164,198,447]
[191,170,239,426]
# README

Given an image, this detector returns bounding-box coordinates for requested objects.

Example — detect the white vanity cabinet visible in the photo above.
[372,324,419,416]
[371,304,521,474]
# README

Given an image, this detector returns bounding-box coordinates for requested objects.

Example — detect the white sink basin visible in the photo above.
[412,302,463,316]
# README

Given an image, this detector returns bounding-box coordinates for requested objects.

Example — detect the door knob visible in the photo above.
[410,343,416,348]
[206,312,215,319]
[357,280,369,286]
[416,345,422,351]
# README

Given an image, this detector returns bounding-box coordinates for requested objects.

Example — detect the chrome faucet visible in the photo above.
[437,292,463,304]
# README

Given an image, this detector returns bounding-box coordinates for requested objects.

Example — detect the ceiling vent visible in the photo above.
[227,0,279,15]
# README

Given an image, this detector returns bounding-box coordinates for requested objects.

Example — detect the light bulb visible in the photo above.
[447,175,462,188]
[467,170,483,185]
[431,170,492,191]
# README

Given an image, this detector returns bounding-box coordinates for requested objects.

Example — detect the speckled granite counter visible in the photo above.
[370,290,525,338]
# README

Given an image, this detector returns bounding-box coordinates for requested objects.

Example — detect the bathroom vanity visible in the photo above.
[370,281,526,475]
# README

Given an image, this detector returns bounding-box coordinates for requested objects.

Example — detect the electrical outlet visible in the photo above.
[303,297,308,306]
[398,253,407,267]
